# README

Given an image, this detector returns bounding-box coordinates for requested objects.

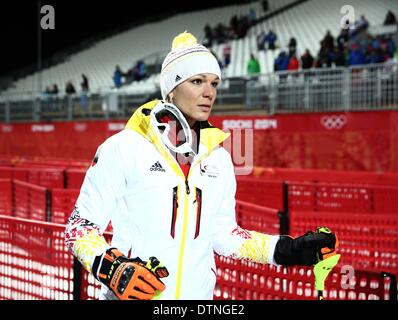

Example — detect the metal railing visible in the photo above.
[0,62,397,122]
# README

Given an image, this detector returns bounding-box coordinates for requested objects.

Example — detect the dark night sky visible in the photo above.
[0,0,245,76]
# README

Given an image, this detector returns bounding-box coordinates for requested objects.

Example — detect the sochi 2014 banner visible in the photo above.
[1,110,397,172]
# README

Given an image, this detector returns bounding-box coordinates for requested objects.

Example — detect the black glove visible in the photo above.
[273,226,338,266]
[92,248,169,300]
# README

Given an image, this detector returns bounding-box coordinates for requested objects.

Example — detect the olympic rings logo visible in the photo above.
[320,115,347,130]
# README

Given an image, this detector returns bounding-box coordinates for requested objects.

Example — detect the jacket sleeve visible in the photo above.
[212,151,279,265]
[65,138,126,273]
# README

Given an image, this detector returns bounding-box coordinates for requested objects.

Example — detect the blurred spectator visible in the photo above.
[366,48,383,64]
[332,47,346,67]
[288,37,297,56]
[80,93,89,113]
[223,42,231,68]
[274,51,289,72]
[350,14,369,37]
[358,14,369,30]
[274,50,289,83]
[50,84,59,95]
[322,30,335,51]
[257,31,266,50]
[125,67,134,84]
[337,27,349,50]
[385,35,397,58]
[42,86,51,102]
[288,54,299,71]
[81,74,89,92]
[65,81,76,95]
[265,29,277,50]
[301,49,314,69]
[348,43,366,66]
[214,23,228,44]
[229,15,239,39]
[79,74,89,113]
[113,65,123,88]
[384,10,397,26]
[235,15,249,39]
[134,60,146,81]
[315,42,333,68]
[247,53,261,76]
[203,24,213,47]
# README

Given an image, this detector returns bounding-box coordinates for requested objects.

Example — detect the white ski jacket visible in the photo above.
[70,99,278,300]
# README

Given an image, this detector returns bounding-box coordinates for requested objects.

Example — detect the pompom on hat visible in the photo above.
[160,31,222,100]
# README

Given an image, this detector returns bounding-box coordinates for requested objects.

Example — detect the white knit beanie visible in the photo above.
[160,31,222,100]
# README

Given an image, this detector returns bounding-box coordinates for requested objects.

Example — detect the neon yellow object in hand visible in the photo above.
[313,254,341,295]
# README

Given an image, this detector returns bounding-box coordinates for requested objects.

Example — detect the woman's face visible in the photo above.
[169,73,220,127]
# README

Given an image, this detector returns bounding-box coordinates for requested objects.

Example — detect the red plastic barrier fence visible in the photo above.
[373,185,398,213]
[0,215,394,300]
[290,211,398,275]
[288,181,398,213]
[0,166,65,189]
[12,167,30,182]
[27,167,65,189]
[251,167,398,185]
[0,167,13,179]
[0,179,12,216]
[0,166,29,181]
[236,200,280,234]
[236,177,398,214]
[12,156,90,169]
[236,177,284,211]
[0,155,16,166]
[66,169,86,189]
[13,180,48,221]
[0,215,73,300]
[214,256,389,300]
[51,189,80,224]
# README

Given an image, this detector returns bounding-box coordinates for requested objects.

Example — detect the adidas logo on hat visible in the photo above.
[175,75,182,82]
[150,161,166,172]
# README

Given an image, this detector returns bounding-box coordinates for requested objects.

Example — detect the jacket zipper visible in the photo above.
[185,178,190,195]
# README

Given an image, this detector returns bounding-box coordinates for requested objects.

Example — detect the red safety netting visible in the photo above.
[290,211,398,275]
[0,215,73,300]
[0,155,17,166]
[65,169,86,189]
[14,157,89,169]
[236,177,398,214]
[51,189,80,224]
[0,214,394,300]
[236,200,280,234]
[13,180,48,221]
[0,166,27,180]
[250,167,398,185]
[0,166,65,189]
[214,256,389,300]
[288,181,398,213]
[26,167,65,189]
[236,177,284,211]
[0,179,13,216]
